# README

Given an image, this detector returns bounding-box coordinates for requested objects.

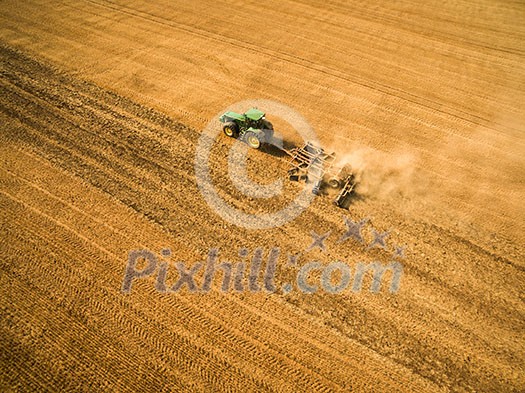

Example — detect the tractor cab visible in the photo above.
[244,108,266,128]
[219,107,274,149]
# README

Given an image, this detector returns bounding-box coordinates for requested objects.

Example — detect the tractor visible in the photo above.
[219,108,274,149]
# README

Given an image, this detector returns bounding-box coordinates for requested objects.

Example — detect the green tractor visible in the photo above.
[219,108,274,149]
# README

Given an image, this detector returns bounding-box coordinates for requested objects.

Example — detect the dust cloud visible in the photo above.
[335,147,421,200]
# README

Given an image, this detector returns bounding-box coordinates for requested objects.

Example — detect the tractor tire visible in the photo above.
[245,132,261,149]
[223,122,238,138]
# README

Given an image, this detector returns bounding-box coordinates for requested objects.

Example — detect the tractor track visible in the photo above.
[84,0,516,134]
[1,46,435,392]
[0,41,521,390]
[1,0,524,391]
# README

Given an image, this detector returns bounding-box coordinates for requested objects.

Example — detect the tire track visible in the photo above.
[1,42,523,391]
[0,172,358,390]
[84,0,521,134]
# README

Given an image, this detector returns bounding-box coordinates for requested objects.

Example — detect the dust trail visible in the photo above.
[334,146,420,199]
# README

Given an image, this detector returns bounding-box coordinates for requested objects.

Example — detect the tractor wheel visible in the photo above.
[223,122,238,137]
[245,132,261,149]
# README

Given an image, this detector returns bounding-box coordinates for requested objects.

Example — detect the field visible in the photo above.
[1,0,524,391]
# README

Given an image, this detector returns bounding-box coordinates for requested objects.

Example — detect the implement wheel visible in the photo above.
[328,178,340,188]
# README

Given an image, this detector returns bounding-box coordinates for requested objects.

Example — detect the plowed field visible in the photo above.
[1,1,524,391]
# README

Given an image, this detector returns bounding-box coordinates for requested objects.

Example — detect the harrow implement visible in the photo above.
[285,142,356,207]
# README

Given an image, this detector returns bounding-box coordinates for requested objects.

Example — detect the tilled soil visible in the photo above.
[1,1,524,392]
